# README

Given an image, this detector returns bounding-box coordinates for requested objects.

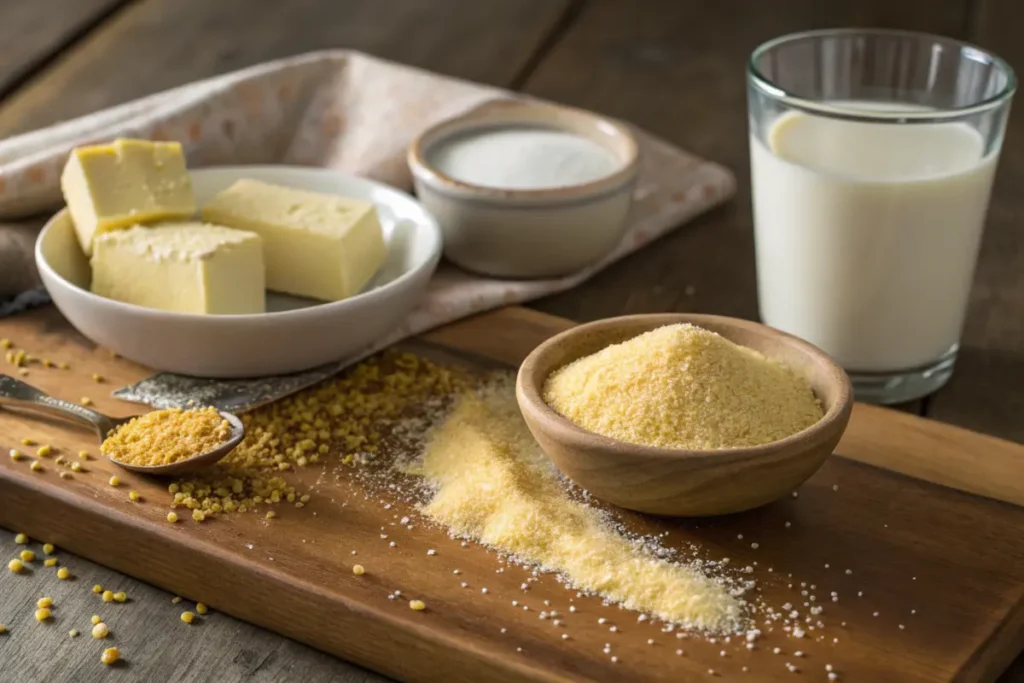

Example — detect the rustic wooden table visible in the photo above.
[0,0,1021,681]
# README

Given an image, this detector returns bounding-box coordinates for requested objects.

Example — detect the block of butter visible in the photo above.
[61,139,196,256]
[200,179,386,302]
[90,223,265,315]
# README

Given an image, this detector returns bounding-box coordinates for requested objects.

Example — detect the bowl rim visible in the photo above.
[407,98,640,203]
[516,313,854,461]
[35,165,442,324]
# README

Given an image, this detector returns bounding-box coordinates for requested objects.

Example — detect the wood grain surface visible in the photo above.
[0,0,571,137]
[2,305,1024,683]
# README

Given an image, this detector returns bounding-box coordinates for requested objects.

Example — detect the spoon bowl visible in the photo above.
[0,374,244,476]
[515,314,853,516]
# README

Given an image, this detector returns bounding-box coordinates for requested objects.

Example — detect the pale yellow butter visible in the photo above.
[61,139,196,256]
[90,223,265,315]
[200,179,386,302]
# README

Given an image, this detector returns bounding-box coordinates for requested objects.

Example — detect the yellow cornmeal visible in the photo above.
[409,380,744,633]
[544,324,822,450]
[165,351,468,519]
[101,407,231,467]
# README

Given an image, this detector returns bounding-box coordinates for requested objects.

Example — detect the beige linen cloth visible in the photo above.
[0,50,734,344]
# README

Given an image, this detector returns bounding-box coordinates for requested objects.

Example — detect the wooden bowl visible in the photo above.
[515,314,853,516]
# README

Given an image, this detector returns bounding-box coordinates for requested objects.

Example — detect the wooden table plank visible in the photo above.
[0,0,571,137]
[925,0,1024,443]
[0,1,573,681]
[0,0,130,100]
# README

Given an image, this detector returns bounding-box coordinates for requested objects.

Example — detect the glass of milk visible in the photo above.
[748,29,1015,404]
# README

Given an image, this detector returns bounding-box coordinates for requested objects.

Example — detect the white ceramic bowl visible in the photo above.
[36,166,442,378]
[408,100,639,279]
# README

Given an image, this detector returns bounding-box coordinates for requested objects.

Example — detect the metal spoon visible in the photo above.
[0,374,244,476]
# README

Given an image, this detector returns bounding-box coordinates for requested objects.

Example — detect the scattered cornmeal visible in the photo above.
[81,397,93,406]
[20,550,35,562]
[44,558,57,567]
[37,445,51,457]
[92,585,103,594]
[128,491,141,502]
[37,597,53,609]
[92,623,109,638]
[20,438,34,446]
[352,565,365,576]
[102,590,114,602]
[543,324,823,450]
[30,461,43,472]
[42,543,55,555]
[109,476,120,487]
[57,567,71,580]
[14,533,28,544]
[101,647,120,665]
[181,611,195,624]
[102,407,230,467]
[9,449,22,461]
[113,592,127,603]
[0,625,6,634]
[69,629,79,637]
[196,603,208,615]
[166,512,179,524]
[35,608,51,622]
[409,600,426,611]
[91,615,102,625]
[408,379,745,633]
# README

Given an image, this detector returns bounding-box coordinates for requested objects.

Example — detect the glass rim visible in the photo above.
[748,27,1017,123]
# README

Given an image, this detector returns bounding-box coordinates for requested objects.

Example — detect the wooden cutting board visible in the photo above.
[2,305,1024,683]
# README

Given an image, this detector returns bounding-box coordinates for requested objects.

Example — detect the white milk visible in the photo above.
[428,126,620,190]
[750,108,997,372]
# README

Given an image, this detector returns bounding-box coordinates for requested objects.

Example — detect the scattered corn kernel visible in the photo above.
[20,438,34,446]
[71,462,83,472]
[37,597,53,609]
[57,567,71,580]
[91,615,101,625]
[43,359,53,368]
[102,590,114,602]
[9,449,23,461]
[101,647,120,665]
[409,600,427,611]
[30,461,43,472]
[180,611,195,624]
[81,397,93,406]
[44,558,57,567]
[265,511,276,520]
[20,550,35,562]
[109,476,120,487]
[92,623,109,638]
[92,585,103,594]
[195,603,208,615]
[37,445,51,457]
[42,543,55,554]
[166,512,179,524]
[59,471,73,480]
[0,338,9,349]
[35,608,52,622]
[69,629,79,637]
[58,361,69,370]
[0,624,5,634]
[128,491,141,502]
[352,565,365,576]
[14,533,28,544]
[78,450,89,460]
[192,510,205,522]
[171,596,182,604]
[113,592,127,603]
[92,373,105,383]
[55,455,66,465]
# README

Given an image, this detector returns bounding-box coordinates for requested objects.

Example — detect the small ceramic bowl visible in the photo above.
[407,99,639,279]
[516,314,853,516]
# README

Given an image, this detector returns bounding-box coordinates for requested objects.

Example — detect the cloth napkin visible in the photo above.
[0,50,734,350]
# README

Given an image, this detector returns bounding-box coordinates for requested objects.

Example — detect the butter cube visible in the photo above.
[201,179,386,302]
[61,139,196,256]
[90,223,265,315]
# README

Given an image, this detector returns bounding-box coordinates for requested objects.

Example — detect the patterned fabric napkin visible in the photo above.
[0,50,734,395]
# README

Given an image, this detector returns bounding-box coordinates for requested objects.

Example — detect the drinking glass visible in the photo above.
[747,29,1015,404]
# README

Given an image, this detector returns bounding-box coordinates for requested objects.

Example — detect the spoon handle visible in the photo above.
[0,374,114,436]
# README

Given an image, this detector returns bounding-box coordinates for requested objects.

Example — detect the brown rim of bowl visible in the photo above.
[407,99,640,203]
[516,313,854,461]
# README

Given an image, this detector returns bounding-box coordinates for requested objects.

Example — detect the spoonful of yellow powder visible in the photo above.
[543,324,822,450]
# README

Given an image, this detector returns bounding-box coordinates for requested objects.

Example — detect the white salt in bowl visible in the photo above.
[408,99,639,279]
[36,166,441,378]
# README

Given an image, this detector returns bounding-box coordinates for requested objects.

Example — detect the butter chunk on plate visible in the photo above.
[201,179,386,302]
[36,166,441,378]
[60,139,195,256]
[90,223,265,315]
